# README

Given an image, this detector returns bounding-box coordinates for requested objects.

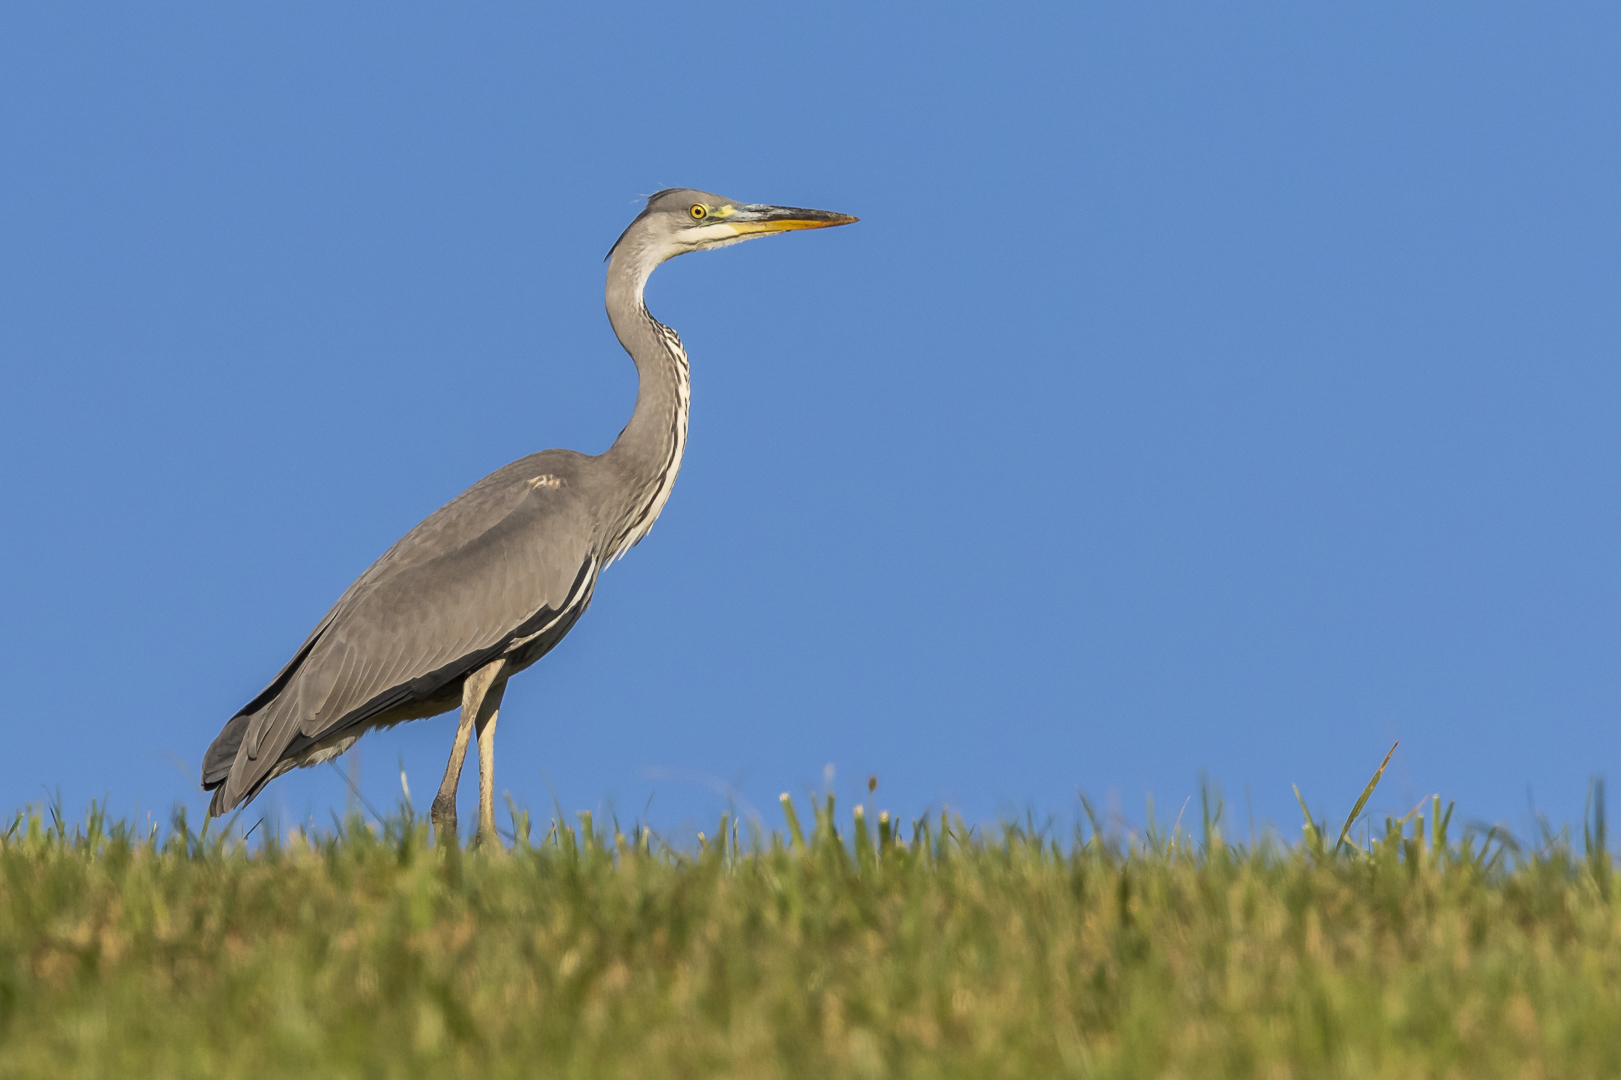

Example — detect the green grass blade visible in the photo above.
[780,793,806,854]
[1335,741,1398,855]
[1293,784,1322,857]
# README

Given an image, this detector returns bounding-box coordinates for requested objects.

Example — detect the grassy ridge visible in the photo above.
[1,791,1619,1079]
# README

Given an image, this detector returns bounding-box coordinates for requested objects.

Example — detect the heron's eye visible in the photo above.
[689,204,707,220]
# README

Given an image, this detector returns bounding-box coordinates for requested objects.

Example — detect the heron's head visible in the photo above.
[608,188,857,276]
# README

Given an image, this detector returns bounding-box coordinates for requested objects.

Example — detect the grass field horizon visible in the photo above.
[3,755,1620,1078]
[5,745,1601,868]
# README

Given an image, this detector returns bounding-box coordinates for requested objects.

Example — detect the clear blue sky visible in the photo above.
[3,5,1618,841]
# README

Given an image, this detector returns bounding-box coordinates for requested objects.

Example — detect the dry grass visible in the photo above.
[0,781,1618,1078]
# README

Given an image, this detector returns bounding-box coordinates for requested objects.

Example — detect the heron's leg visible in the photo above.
[429,714,474,845]
[474,676,509,847]
[429,658,508,846]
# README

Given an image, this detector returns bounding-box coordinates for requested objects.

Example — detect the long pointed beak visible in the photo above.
[725,204,859,235]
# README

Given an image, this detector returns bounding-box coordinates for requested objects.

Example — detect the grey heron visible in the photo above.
[201,189,857,844]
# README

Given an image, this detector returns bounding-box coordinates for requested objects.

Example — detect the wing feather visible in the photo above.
[208,451,598,813]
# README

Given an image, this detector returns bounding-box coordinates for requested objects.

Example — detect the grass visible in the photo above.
[1,774,1619,1079]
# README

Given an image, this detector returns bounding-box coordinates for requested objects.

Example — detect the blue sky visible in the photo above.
[2,5,1618,841]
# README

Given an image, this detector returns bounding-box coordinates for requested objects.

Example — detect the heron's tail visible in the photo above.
[201,713,250,798]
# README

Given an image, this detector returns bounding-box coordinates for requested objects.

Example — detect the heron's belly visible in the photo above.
[499,568,600,675]
[281,568,599,778]
[282,689,462,777]
[502,595,594,674]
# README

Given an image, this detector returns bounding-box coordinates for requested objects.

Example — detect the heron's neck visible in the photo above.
[600,249,690,560]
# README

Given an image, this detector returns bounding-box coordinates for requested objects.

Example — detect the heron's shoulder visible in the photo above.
[351,451,592,590]
[479,449,594,496]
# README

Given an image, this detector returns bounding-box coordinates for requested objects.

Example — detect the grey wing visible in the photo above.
[204,451,598,814]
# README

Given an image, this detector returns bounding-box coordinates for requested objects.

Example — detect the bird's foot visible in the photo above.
[430,797,458,848]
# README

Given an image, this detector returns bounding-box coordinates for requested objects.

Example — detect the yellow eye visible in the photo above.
[689,204,707,220]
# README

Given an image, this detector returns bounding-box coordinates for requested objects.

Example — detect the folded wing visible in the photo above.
[204,451,597,814]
